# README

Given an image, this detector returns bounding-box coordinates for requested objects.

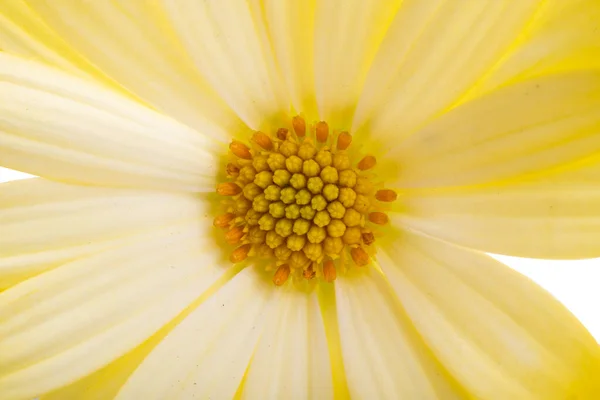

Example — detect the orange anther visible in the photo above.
[316,121,329,143]
[225,226,245,244]
[230,244,252,263]
[350,247,369,266]
[303,263,316,280]
[252,131,273,150]
[216,182,242,196]
[229,140,252,159]
[368,212,389,225]
[337,131,352,150]
[375,189,398,202]
[277,128,289,140]
[323,260,337,283]
[273,264,291,286]
[357,155,376,170]
[362,230,375,246]
[226,163,240,177]
[213,213,235,228]
[292,116,306,137]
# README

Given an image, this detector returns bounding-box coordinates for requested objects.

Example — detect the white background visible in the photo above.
[2,167,599,342]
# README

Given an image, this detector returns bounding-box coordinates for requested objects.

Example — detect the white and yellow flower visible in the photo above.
[1,1,600,399]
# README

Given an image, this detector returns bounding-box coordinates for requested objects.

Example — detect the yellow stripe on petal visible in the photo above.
[378,232,600,399]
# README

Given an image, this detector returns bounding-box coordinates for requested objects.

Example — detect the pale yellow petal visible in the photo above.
[395,157,600,259]
[242,289,333,399]
[116,269,274,400]
[353,0,539,140]
[385,70,600,188]
[0,54,221,191]
[313,0,402,126]
[2,0,243,137]
[335,270,467,399]
[0,178,208,289]
[0,223,227,400]
[160,0,289,129]
[379,232,600,399]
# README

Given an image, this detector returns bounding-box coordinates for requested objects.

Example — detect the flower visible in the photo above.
[1,1,600,399]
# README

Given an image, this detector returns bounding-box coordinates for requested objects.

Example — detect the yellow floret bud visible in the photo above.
[275,219,293,238]
[354,177,374,195]
[323,237,344,256]
[247,226,266,244]
[285,155,303,173]
[327,201,346,219]
[298,143,317,160]
[315,149,332,168]
[300,205,316,220]
[245,209,262,225]
[332,153,351,170]
[267,153,286,171]
[354,194,370,213]
[279,140,298,157]
[254,170,273,189]
[252,194,270,212]
[322,184,339,201]
[307,177,324,194]
[290,173,307,189]
[338,170,357,188]
[338,187,357,208]
[327,219,346,238]
[269,201,285,218]
[252,155,269,172]
[266,230,285,248]
[234,197,251,214]
[307,225,327,244]
[302,159,321,177]
[280,187,297,204]
[295,189,312,205]
[243,183,262,200]
[264,184,281,201]
[285,204,300,219]
[311,195,327,211]
[342,208,362,227]
[274,245,292,261]
[258,213,276,231]
[293,219,311,235]
[313,210,331,228]
[287,234,306,252]
[320,166,338,184]
[273,169,291,187]
[290,251,309,269]
[239,165,257,184]
[256,243,273,258]
[303,242,323,261]
[342,226,362,245]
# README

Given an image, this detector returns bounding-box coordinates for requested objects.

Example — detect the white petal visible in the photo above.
[116,268,275,400]
[379,232,600,399]
[161,0,289,129]
[335,270,465,399]
[0,178,207,289]
[0,54,221,191]
[0,223,227,400]
[242,289,333,399]
[387,70,600,188]
[353,0,539,140]
[2,0,243,138]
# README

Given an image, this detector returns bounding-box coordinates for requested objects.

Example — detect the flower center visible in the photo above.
[214,116,397,286]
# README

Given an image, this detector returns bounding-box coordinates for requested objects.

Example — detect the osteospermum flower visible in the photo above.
[1,1,600,399]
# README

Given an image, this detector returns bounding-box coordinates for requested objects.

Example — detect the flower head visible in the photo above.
[1,1,600,399]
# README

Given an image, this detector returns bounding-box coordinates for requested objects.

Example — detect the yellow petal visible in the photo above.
[313,0,402,126]
[2,0,243,137]
[0,54,221,191]
[378,232,600,399]
[0,223,227,400]
[161,0,289,129]
[241,290,333,399]
[335,270,467,399]
[386,70,600,188]
[0,178,208,289]
[353,0,539,139]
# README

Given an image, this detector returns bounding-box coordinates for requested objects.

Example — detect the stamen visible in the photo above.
[368,212,389,225]
[229,140,252,159]
[350,246,369,266]
[230,244,252,263]
[273,264,291,286]
[357,155,376,170]
[375,189,398,202]
[216,182,242,196]
[277,128,289,140]
[213,213,235,228]
[226,163,239,177]
[292,115,306,137]
[225,226,245,244]
[323,260,336,282]
[315,121,329,143]
[252,131,273,150]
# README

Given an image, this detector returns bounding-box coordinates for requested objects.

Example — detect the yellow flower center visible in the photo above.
[214,116,397,286]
